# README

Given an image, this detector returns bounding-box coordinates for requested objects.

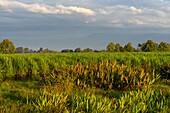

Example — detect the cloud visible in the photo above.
[0,0,95,16]
[127,19,145,25]
[129,6,142,14]
[99,5,142,15]
[56,5,95,16]
[1,0,170,28]
[98,9,111,15]
[142,8,166,17]
[111,20,120,24]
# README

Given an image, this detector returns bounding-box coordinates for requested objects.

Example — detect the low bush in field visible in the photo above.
[46,60,160,90]
[26,88,169,112]
[0,52,169,81]
[117,89,169,112]
[0,53,169,112]
[0,79,169,113]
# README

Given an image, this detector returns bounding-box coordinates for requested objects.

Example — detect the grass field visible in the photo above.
[0,52,169,112]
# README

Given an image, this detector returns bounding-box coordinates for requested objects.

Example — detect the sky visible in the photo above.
[0,0,170,51]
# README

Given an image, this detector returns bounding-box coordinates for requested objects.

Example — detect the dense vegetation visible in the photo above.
[14,40,170,53]
[0,39,169,53]
[0,52,169,112]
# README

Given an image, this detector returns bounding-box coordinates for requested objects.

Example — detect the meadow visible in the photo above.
[0,52,169,112]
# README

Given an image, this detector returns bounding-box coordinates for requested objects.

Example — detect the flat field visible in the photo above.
[0,52,169,112]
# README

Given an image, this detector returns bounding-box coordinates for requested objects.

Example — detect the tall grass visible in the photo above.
[0,52,169,112]
[0,52,169,81]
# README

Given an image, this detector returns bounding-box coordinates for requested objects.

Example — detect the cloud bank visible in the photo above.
[1,0,170,27]
[0,0,95,16]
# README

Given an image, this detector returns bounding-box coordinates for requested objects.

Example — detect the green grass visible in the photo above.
[0,79,169,112]
[0,52,169,112]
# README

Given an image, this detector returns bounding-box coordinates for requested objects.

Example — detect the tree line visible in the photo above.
[61,40,170,53]
[0,39,169,54]
[15,47,57,53]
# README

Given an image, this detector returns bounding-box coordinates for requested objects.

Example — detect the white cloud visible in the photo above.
[111,20,120,24]
[127,19,145,25]
[98,9,110,15]
[129,6,142,14]
[1,0,170,28]
[0,0,95,16]
[142,8,166,17]
[56,5,95,16]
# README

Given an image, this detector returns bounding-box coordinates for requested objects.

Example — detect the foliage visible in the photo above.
[61,49,74,53]
[75,47,82,52]
[0,80,169,112]
[0,52,169,81]
[117,89,169,112]
[114,43,123,52]
[0,39,15,54]
[0,52,169,112]
[83,48,93,52]
[15,47,24,53]
[158,41,170,52]
[53,60,160,90]
[107,42,115,52]
[24,48,30,53]
[124,42,134,52]
[141,40,158,52]
[69,92,114,113]
[32,88,68,112]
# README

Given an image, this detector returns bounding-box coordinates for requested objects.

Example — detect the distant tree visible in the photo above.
[114,43,123,52]
[44,48,51,53]
[30,49,33,53]
[119,46,124,52]
[37,47,43,53]
[33,50,37,53]
[0,39,15,54]
[24,48,30,53]
[107,42,115,52]
[94,49,100,52]
[40,47,43,51]
[15,47,24,53]
[124,42,134,52]
[61,49,70,53]
[69,50,74,53]
[75,47,82,52]
[114,43,120,52]
[141,40,157,52]
[158,42,170,52]
[100,50,106,52]
[83,48,93,52]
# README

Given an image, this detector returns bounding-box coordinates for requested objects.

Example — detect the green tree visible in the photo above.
[124,42,134,52]
[141,40,157,52]
[61,49,70,53]
[30,49,33,53]
[100,50,106,52]
[158,42,170,52]
[24,48,30,53]
[114,43,123,52]
[69,50,74,53]
[107,42,115,52]
[0,39,15,54]
[83,48,93,52]
[75,47,82,52]
[15,47,24,53]
[94,49,99,52]
[43,48,49,53]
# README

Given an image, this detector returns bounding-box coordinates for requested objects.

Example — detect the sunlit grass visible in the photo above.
[0,52,169,112]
